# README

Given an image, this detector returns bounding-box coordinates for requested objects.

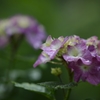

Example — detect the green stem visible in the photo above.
[10,34,24,67]
[5,41,18,83]
[58,75,65,96]
[5,34,24,83]
[64,89,71,100]
[49,61,62,65]
[64,62,73,100]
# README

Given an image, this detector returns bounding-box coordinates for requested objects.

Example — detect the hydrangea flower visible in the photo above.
[34,35,100,85]
[63,43,92,65]
[0,15,46,49]
[68,58,100,85]
[86,36,99,48]
[86,36,100,60]
[41,35,64,59]
[34,35,65,67]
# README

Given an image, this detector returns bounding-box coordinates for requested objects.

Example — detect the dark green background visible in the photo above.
[0,0,100,100]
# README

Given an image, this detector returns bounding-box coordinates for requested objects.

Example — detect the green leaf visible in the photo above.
[14,82,56,100]
[38,81,77,90]
[38,81,60,89]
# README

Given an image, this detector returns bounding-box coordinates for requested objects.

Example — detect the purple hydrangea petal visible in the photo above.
[80,58,91,65]
[43,39,63,59]
[86,36,99,48]
[86,74,100,85]
[68,58,100,85]
[41,35,53,50]
[74,72,82,82]
[88,45,95,52]
[33,51,50,67]
[68,62,82,82]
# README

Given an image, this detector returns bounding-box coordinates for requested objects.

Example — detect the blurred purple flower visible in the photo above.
[0,19,10,48]
[0,15,47,49]
[0,36,8,48]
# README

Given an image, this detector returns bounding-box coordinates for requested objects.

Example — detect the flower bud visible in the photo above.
[51,67,62,76]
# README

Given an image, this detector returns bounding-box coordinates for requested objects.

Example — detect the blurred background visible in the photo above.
[0,0,100,100]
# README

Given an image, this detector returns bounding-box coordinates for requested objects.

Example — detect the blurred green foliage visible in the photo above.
[0,0,100,100]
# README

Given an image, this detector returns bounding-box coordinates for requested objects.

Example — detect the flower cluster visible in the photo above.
[34,35,100,85]
[0,15,46,49]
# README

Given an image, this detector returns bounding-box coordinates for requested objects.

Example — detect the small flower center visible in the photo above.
[80,65,90,72]
[68,47,80,57]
